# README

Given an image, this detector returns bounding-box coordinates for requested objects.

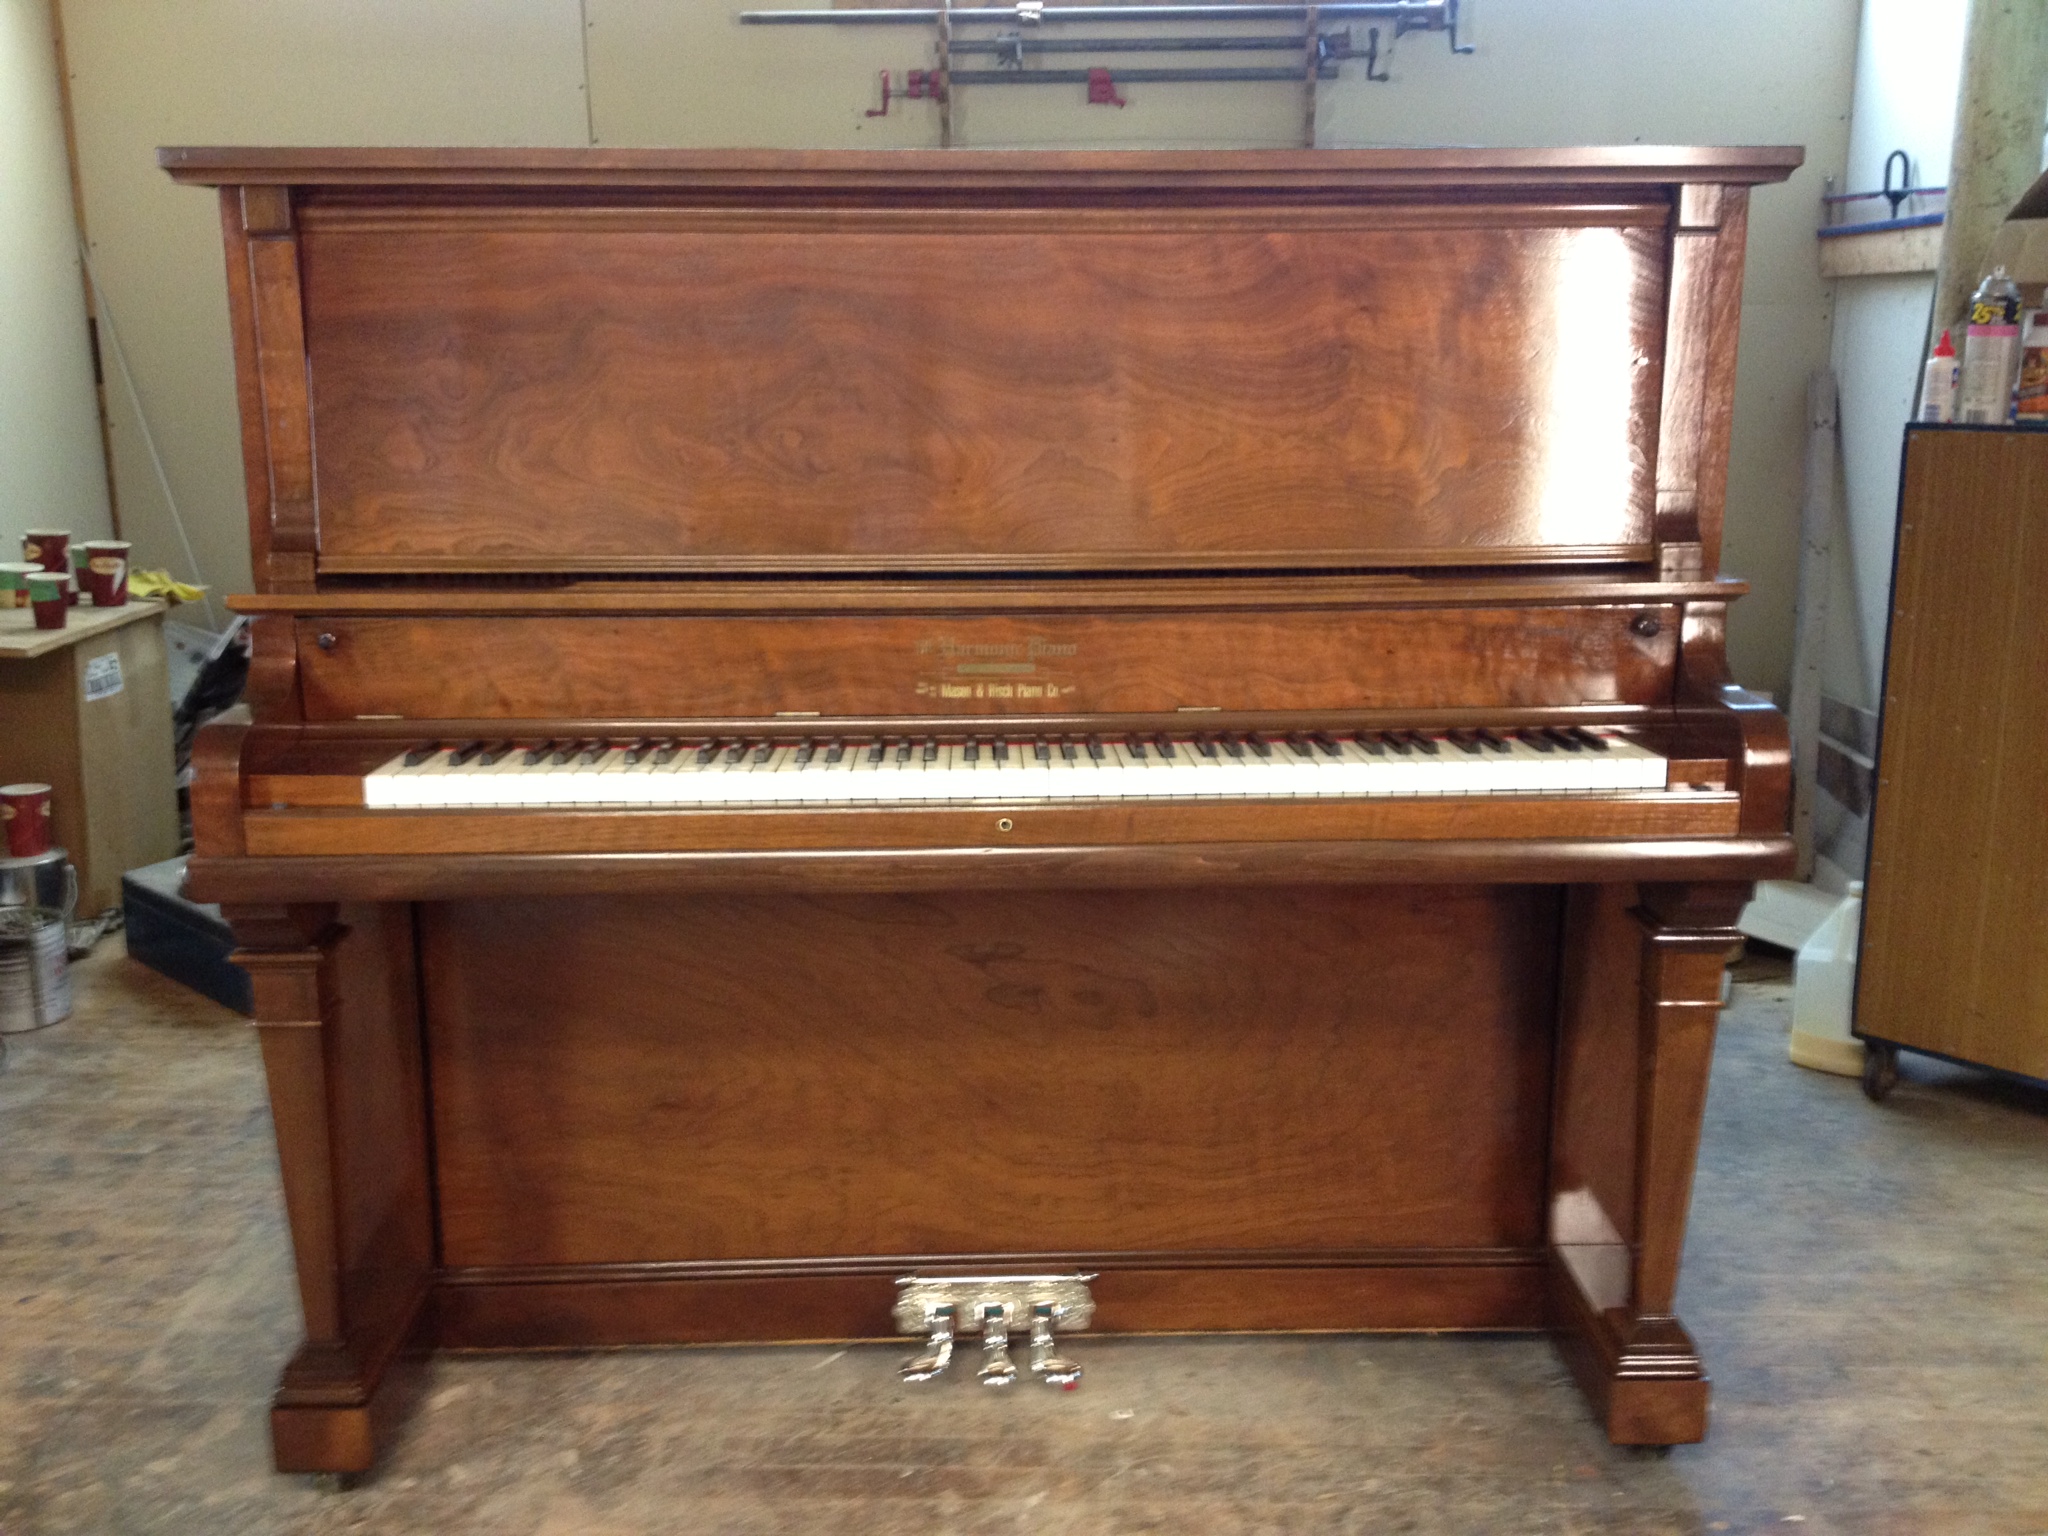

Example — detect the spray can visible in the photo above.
[1958,267,2023,423]
[2013,311,2048,421]
[1918,330,1960,423]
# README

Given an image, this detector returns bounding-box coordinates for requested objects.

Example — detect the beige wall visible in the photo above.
[0,0,110,559]
[61,0,1857,696]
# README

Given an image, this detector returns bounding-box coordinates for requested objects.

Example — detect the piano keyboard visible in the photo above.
[363,728,1668,809]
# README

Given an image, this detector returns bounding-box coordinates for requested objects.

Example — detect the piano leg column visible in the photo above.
[227,903,435,1476]
[1547,881,1749,1446]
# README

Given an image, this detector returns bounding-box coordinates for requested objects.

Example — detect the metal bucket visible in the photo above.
[0,850,75,1033]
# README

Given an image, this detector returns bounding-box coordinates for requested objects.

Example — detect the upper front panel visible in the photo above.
[297,203,1670,573]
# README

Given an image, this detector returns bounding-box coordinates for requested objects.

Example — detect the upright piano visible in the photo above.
[163,145,1798,1475]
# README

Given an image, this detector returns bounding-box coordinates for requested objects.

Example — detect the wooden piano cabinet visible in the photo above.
[163,148,1799,1473]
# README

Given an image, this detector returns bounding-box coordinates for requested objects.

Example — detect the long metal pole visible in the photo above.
[947,34,1321,53]
[740,4,1449,25]
[948,64,1337,83]
[938,0,954,147]
[1301,2,1319,148]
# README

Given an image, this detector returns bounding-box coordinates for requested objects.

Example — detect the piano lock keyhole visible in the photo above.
[316,632,338,652]
[997,818,1014,833]
[1630,612,1662,639]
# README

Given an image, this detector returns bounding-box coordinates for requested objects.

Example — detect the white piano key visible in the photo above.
[360,729,1679,813]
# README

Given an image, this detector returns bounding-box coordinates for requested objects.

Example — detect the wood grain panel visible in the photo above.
[1859,428,2048,1079]
[299,217,1667,570]
[293,606,1679,721]
[240,794,1742,858]
[429,1260,1545,1350]
[186,838,1795,908]
[424,886,1560,1268]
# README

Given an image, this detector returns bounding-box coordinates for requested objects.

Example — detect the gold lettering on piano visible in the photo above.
[917,635,1079,663]
[915,634,1079,706]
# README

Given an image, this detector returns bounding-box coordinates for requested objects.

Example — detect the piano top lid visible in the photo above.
[157,144,1804,195]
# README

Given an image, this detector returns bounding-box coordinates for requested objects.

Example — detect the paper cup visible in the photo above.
[21,530,70,575]
[27,574,65,631]
[1,784,53,858]
[81,541,131,607]
[0,563,40,610]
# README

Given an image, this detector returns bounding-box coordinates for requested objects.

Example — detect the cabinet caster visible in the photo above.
[1861,1041,1900,1102]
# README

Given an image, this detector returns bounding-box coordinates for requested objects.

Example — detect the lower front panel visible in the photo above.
[420,885,1563,1334]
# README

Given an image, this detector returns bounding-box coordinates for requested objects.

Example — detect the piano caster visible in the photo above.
[894,1273,1094,1389]
[1029,1302,1082,1388]
[978,1304,1018,1388]
[900,1303,957,1382]
[1862,1040,1901,1102]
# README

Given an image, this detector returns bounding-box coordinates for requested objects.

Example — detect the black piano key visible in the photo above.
[1351,732,1386,756]
[1285,733,1313,759]
[523,740,556,767]
[962,740,980,763]
[1195,733,1218,759]
[992,740,1010,762]
[795,739,816,765]
[619,737,653,764]
[1035,738,1051,763]
[1410,732,1441,756]
[476,741,514,766]
[443,740,484,767]
[1248,736,1273,759]
[403,742,441,768]
[577,740,608,765]
[654,740,685,764]
[826,740,846,764]
[753,741,775,764]
[1311,733,1341,758]
[1060,739,1078,761]
[923,738,938,764]
[1570,726,1611,751]
[1447,729,1483,756]
[1517,728,1556,752]
[723,740,747,764]
[896,740,913,764]
[550,742,580,766]
[1086,736,1106,761]
[695,739,721,765]
[1222,735,1246,759]
[869,740,888,764]
[1476,728,1511,753]
[1127,737,1147,760]
[1156,736,1177,759]
[1380,731,1412,756]
[1544,727,1584,753]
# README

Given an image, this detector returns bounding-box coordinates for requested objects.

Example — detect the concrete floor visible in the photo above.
[2,945,2046,1536]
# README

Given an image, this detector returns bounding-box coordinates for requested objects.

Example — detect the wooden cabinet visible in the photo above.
[1858,426,2048,1083]
[0,600,180,916]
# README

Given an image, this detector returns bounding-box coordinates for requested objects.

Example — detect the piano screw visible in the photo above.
[316,632,337,651]
[998,818,1014,832]
[1631,612,1662,638]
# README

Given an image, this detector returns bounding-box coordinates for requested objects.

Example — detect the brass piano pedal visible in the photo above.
[893,1273,1094,1389]
[978,1304,1018,1388]
[899,1302,956,1383]
[1029,1302,1082,1388]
